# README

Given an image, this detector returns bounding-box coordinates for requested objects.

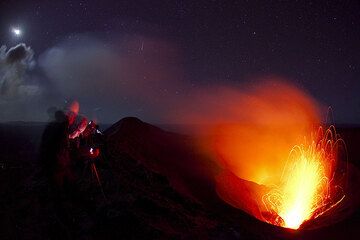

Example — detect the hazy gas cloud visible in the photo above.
[39,35,186,123]
[0,36,325,125]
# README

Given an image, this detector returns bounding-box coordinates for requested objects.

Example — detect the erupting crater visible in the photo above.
[261,125,347,229]
[187,81,360,231]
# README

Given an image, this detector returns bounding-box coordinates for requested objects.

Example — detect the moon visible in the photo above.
[11,27,22,36]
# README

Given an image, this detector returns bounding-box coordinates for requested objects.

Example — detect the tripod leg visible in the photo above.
[91,163,107,202]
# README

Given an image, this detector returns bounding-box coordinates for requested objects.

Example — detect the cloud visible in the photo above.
[38,35,323,125]
[39,35,185,123]
[0,36,186,122]
[0,44,49,121]
[0,43,40,99]
[0,36,324,125]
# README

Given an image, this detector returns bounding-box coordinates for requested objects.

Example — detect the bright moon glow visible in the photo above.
[12,28,21,36]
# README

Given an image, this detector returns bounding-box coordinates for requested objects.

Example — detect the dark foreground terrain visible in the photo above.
[1,118,360,239]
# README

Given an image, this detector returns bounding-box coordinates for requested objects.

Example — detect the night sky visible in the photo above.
[0,0,359,124]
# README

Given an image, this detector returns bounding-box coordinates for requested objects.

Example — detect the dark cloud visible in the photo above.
[5,43,34,64]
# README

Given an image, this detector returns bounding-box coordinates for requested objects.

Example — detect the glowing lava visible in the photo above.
[176,80,350,230]
[262,126,346,229]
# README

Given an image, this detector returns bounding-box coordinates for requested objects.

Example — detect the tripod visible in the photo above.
[84,147,107,202]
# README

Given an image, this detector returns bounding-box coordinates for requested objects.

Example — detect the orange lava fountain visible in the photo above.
[262,125,346,229]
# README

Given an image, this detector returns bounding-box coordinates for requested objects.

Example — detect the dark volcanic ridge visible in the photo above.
[0,118,360,239]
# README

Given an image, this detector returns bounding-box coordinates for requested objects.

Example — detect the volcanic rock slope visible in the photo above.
[0,119,263,239]
[102,117,264,239]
